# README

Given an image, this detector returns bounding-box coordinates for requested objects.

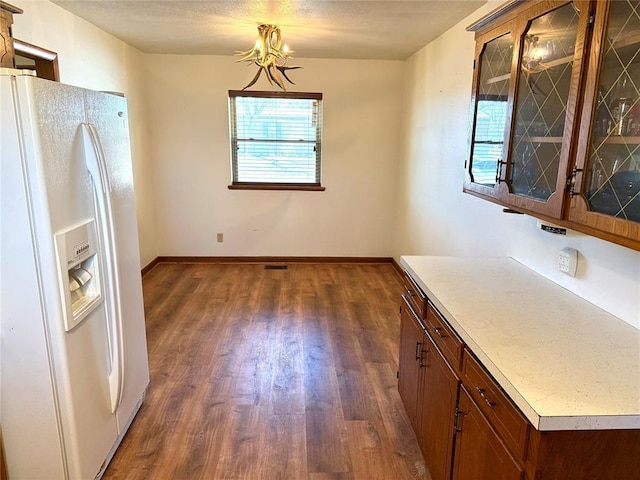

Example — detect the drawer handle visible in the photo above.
[434,326,447,339]
[407,289,416,297]
[477,387,496,408]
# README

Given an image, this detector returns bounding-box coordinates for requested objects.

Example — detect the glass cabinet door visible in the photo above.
[465,2,590,219]
[502,1,586,217]
[465,26,514,198]
[571,0,640,242]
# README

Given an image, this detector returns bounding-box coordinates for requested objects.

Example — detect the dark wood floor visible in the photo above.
[104,263,428,479]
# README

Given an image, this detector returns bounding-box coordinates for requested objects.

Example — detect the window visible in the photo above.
[228,90,324,190]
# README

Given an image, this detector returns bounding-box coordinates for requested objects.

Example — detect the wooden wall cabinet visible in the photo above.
[0,2,23,69]
[465,0,640,250]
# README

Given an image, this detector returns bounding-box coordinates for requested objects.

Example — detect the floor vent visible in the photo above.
[265,265,288,270]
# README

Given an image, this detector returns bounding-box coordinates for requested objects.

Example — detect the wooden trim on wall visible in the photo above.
[141,257,160,277]
[229,90,323,100]
[228,183,326,191]
[1,429,6,480]
[142,255,400,277]
[153,256,394,265]
[466,0,524,32]
[13,39,60,81]
[390,258,404,278]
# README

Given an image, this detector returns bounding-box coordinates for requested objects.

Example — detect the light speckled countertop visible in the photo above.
[400,255,640,431]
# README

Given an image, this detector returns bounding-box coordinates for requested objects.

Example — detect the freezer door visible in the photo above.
[2,74,120,479]
[1,73,67,480]
[83,89,150,433]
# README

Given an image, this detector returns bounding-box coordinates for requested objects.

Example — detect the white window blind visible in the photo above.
[229,91,323,186]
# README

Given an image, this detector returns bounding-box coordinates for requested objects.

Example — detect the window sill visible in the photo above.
[228,183,326,191]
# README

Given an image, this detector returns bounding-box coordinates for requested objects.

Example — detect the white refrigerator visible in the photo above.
[1,70,150,479]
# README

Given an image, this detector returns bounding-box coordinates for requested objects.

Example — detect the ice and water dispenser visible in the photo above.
[55,219,103,331]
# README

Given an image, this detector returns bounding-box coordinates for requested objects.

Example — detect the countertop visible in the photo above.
[400,255,640,431]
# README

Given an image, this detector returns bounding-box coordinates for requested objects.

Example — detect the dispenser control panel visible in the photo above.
[55,219,103,331]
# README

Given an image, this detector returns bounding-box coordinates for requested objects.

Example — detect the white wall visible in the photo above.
[11,0,158,268]
[393,2,640,329]
[8,1,638,327]
[144,55,403,257]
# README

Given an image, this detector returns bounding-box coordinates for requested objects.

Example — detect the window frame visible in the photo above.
[228,90,325,191]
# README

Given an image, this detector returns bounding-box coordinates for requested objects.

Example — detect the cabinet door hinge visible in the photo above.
[396,370,399,379]
[473,59,476,70]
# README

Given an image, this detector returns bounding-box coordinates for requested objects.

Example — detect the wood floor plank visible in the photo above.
[233,319,278,406]
[168,388,231,479]
[336,367,383,422]
[306,408,352,475]
[366,362,429,479]
[347,420,400,480]
[211,404,265,478]
[302,309,341,412]
[103,263,425,479]
[270,318,306,415]
[309,473,354,480]
[262,414,308,479]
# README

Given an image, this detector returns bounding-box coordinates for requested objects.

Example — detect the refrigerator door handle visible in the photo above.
[81,123,125,414]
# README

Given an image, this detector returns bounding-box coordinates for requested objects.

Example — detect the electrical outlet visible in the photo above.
[558,247,578,277]
[216,233,223,243]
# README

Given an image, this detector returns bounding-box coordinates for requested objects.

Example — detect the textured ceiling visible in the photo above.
[50,0,487,60]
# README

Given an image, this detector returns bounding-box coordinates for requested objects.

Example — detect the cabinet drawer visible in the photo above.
[425,303,463,371]
[403,272,427,318]
[461,349,530,460]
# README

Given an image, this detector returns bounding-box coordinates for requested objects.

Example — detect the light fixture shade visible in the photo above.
[236,24,301,91]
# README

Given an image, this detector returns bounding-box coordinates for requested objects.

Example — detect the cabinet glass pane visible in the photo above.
[470,33,513,186]
[509,3,579,200]
[584,0,640,222]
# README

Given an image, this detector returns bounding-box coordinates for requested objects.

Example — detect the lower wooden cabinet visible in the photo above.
[398,296,425,432]
[399,295,459,480]
[398,275,640,480]
[418,331,459,480]
[461,350,529,459]
[452,386,524,480]
[400,296,525,480]
[526,428,640,480]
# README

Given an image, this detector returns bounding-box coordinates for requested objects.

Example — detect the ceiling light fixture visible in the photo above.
[236,24,301,91]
